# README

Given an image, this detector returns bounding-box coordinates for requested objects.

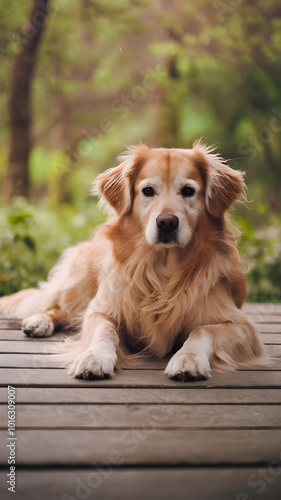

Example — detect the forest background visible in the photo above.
[0,0,281,302]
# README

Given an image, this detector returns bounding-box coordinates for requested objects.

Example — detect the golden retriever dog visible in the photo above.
[0,141,265,381]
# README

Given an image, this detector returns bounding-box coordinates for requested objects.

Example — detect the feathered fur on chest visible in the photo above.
[99,242,233,357]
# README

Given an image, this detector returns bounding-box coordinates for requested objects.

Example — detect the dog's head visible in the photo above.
[94,142,245,248]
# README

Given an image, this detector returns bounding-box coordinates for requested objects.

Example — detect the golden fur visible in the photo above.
[0,141,265,381]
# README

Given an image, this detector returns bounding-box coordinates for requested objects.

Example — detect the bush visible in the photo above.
[237,216,281,302]
[0,198,106,296]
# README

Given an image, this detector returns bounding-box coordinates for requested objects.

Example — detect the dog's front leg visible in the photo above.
[68,301,119,380]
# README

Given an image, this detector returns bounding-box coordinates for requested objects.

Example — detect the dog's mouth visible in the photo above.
[156,230,179,245]
[155,213,179,246]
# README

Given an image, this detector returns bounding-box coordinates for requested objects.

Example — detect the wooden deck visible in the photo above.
[0,303,281,500]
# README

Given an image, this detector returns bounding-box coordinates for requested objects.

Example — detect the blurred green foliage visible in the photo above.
[0,0,281,300]
[237,214,281,302]
[0,198,106,296]
[1,0,281,205]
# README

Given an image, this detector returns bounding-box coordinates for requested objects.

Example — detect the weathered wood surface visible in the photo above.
[0,304,281,500]
[7,468,281,500]
[2,367,281,387]
[1,429,281,465]
[0,403,280,429]
[1,386,281,404]
[1,387,281,403]
[0,329,71,340]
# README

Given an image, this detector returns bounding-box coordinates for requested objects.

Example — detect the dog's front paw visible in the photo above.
[68,348,117,380]
[165,352,211,381]
[22,314,54,338]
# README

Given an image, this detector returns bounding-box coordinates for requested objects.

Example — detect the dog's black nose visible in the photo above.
[156,213,179,232]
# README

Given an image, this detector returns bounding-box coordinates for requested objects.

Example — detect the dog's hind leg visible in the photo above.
[0,289,46,319]
[22,308,69,338]
[0,242,94,334]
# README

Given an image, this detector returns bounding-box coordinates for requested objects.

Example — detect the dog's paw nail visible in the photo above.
[82,370,101,380]
[76,369,111,380]
[171,372,206,382]
[23,329,33,337]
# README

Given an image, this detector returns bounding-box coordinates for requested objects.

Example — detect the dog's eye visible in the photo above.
[142,186,155,197]
[181,186,195,198]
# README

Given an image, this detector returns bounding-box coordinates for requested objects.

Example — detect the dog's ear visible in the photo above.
[192,141,245,219]
[94,160,133,216]
[93,146,151,216]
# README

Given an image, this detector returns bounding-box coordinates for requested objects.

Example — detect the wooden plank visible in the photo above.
[1,368,281,387]
[0,330,70,341]
[0,429,280,465]
[1,351,281,370]
[0,341,58,353]
[1,387,281,404]
[5,468,280,500]
[243,303,281,314]
[248,315,281,323]
[261,333,281,343]
[0,403,279,429]
[0,353,61,368]
[0,319,21,329]
[259,325,281,333]
[266,345,281,355]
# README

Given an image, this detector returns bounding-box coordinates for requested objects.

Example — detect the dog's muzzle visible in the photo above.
[156,213,179,244]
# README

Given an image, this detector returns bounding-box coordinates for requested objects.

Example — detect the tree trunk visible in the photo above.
[3,0,51,201]
[160,56,181,148]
